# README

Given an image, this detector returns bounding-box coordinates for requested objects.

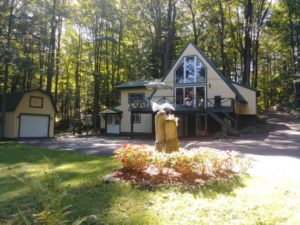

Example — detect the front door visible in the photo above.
[107,115,120,134]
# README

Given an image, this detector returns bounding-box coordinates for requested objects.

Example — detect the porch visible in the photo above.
[129,95,236,113]
[128,95,238,138]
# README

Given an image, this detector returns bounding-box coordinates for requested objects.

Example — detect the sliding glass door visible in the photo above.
[175,86,206,108]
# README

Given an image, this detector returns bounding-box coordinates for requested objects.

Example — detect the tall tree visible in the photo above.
[46,0,58,94]
[0,0,14,139]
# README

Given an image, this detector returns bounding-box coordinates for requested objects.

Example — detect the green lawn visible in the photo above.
[1,142,300,225]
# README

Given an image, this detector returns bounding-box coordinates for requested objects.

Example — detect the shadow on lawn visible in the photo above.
[136,174,247,199]
[0,142,158,224]
[0,142,248,224]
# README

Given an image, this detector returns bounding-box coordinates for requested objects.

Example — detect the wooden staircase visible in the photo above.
[205,99,238,137]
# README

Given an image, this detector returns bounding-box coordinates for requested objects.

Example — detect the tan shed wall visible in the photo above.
[4,112,16,138]
[119,88,153,133]
[6,91,56,138]
[100,116,105,129]
[233,84,257,115]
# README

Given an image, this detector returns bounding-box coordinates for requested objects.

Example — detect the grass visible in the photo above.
[1,142,300,225]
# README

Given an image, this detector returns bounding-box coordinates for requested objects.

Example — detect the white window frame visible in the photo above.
[175,55,206,84]
[175,85,206,108]
[132,113,141,123]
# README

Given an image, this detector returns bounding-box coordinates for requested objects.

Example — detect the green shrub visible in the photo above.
[114,144,152,172]
[169,151,196,177]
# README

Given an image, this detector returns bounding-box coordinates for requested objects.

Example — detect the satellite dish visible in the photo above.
[145,80,171,90]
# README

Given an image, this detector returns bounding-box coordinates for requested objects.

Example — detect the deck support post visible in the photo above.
[151,113,155,138]
[130,112,133,139]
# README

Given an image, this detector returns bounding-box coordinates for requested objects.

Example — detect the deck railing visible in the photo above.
[207,98,235,111]
[129,96,235,112]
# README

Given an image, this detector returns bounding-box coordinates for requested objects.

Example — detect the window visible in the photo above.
[175,86,206,108]
[128,93,145,108]
[175,88,184,104]
[30,96,43,108]
[132,113,141,123]
[185,87,193,106]
[128,93,144,103]
[175,56,206,84]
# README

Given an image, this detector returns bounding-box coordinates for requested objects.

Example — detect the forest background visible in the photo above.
[0,0,299,130]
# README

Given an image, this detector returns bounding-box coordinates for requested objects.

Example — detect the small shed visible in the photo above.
[0,89,56,138]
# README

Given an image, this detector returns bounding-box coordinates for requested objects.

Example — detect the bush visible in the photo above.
[169,151,196,177]
[151,152,168,174]
[114,144,152,172]
[114,144,250,185]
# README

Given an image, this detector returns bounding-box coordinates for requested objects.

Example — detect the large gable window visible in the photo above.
[175,56,206,84]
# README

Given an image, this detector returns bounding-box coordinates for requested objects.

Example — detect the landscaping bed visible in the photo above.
[112,144,250,187]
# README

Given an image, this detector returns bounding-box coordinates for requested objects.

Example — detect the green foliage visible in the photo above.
[15,158,97,225]
[151,152,168,174]
[0,0,299,121]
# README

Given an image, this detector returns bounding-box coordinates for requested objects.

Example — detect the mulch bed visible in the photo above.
[109,166,234,187]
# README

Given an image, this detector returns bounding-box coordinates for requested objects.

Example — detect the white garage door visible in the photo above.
[20,115,49,138]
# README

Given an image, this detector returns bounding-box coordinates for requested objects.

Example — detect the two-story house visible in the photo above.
[100,42,257,137]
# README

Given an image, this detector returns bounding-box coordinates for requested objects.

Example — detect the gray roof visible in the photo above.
[0,89,56,112]
[99,107,122,114]
[117,80,148,89]
[188,42,247,103]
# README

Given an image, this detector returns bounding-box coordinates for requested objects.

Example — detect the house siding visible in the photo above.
[233,84,257,115]
[116,43,257,136]
[155,44,236,105]
[118,88,153,134]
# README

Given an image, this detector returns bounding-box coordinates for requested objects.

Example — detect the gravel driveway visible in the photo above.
[20,112,300,177]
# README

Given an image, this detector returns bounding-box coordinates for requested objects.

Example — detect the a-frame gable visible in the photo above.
[153,42,246,103]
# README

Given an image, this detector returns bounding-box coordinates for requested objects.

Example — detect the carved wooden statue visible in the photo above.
[152,102,180,152]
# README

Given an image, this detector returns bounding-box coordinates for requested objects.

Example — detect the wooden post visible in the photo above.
[155,112,167,151]
[130,112,133,139]
[164,117,180,153]
[151,113,155,138]
[155,112,179,152]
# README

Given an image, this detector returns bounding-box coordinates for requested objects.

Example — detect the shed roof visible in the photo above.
[0,89,56,112]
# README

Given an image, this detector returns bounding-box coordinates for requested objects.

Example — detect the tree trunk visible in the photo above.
[217,0,227,76]
[163,0,176,76]
[242,0,253,86]
[74,30,82,124]
[46,0,57,94]
[0,0,14,140]
[54,16,63,105]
